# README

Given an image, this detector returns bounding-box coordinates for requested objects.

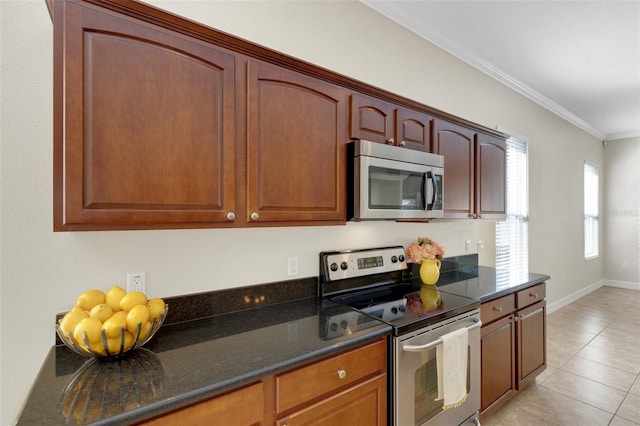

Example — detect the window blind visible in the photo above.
[496,137,529,283]
[584,162,599,259]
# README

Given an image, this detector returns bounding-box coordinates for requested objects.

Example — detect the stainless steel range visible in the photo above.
[319,246,481,426]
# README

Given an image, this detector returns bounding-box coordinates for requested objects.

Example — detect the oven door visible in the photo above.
[394,311,481,426]
[355,154,433,220]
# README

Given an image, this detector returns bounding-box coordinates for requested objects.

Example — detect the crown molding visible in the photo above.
[361,0,608,141]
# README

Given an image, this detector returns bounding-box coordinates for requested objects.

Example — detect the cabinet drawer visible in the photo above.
[141,382,263,425]
[276,340,386,413]
[516,283,546,309]
[481,294,515,324]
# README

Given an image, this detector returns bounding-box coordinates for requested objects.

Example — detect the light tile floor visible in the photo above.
[483,286,640,426]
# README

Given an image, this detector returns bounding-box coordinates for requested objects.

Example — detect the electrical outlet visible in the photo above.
[127,272,146,293]
[465,240,471,252]
[287,257,299,276]
[477,240,485,251]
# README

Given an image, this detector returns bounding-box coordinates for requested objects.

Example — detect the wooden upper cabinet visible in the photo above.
[246,61,347,223]
[350,93,431,151]
[432,119,476,218]
[433,119,506,219]
[476,134,507,219]
[395,107,432,152]
[54,2,236,230]
[349,93,395,143]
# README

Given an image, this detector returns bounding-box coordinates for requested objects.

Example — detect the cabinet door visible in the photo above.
[55,2,236,230]
[395,107,432,152]
[246,61,347,223]
[517,300,546,389]
[277,374,387,426]
[349,93,395,143]
[481,314,516,415]
[140,382,263,426]
[476,134,506,219]
[432,120,476,218]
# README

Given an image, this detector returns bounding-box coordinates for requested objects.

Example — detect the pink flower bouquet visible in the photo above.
[406,237,445,264]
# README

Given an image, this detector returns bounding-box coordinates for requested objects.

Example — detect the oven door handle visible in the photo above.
[402,319,482,352]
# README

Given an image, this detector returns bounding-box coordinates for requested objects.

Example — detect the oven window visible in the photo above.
[414,346,471,425]
[368,166,424,210]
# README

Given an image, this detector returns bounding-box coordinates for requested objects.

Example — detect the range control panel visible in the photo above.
[321,246,407,282]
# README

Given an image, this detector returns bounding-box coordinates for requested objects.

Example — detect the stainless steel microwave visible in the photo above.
[347,140,444,220]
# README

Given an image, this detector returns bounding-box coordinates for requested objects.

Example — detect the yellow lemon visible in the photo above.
[122,330,135,351]
[76,289,106,311]
[59,306,88,336]
[105,285,127,312]
[89,341,106,356]
[126,304,150,335]
[111,310,127,321]
[89,303,113,323]
[119,291,147,312]
[147,298,166,322]
[101,315,126,339]
[73,317,103,346]
[137,321,152,341]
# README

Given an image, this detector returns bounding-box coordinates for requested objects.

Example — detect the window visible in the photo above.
[584,162,599,259]
[496,137,528,284]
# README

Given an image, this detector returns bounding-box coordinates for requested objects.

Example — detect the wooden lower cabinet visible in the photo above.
[138,340,386,425]
[517,300,546,388]
[480,283,546,419]
[481,314,516,413]
[138,382,264,426]
[275,340,387,425]
[276,374,386,426]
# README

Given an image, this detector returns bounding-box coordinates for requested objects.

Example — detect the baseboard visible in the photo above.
[546,279,640,314]
[546,280,604,314]
[601,279,640,291]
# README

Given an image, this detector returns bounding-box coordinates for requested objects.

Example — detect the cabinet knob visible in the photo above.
[386,138,395,145]
[250,212,259,221]
[226,212,236,221]
[493,306,503,312]
[399,140,406,147]
[337,369,347,379]
[530,292,539,298]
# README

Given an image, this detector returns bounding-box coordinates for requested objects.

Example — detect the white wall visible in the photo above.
[603,137,640,284]
[0,1,603,424]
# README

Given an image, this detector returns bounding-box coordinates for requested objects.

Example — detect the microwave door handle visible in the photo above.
[401,319,482,352]
[426,170,436,209]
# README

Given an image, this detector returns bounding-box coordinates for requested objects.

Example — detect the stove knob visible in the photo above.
[340,262,348,271]
[398,305,406,313]
[330,262,339,272]
[340,320,348,329]
[391,255,398,263]
[330,323,338,332]
[391,307,398,314]
[399,255,405,262]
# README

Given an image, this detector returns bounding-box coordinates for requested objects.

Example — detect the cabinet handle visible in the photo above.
[337,369,347,379]
[250,212,259,221]
[386,138,395,145]
[493,306,503,312]
[399,140,406,147]
[226,212,236,221]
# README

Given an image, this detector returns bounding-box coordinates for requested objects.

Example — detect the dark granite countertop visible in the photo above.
[436,266,550,302]
[18,260,550,425]
[18,293,390,426]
